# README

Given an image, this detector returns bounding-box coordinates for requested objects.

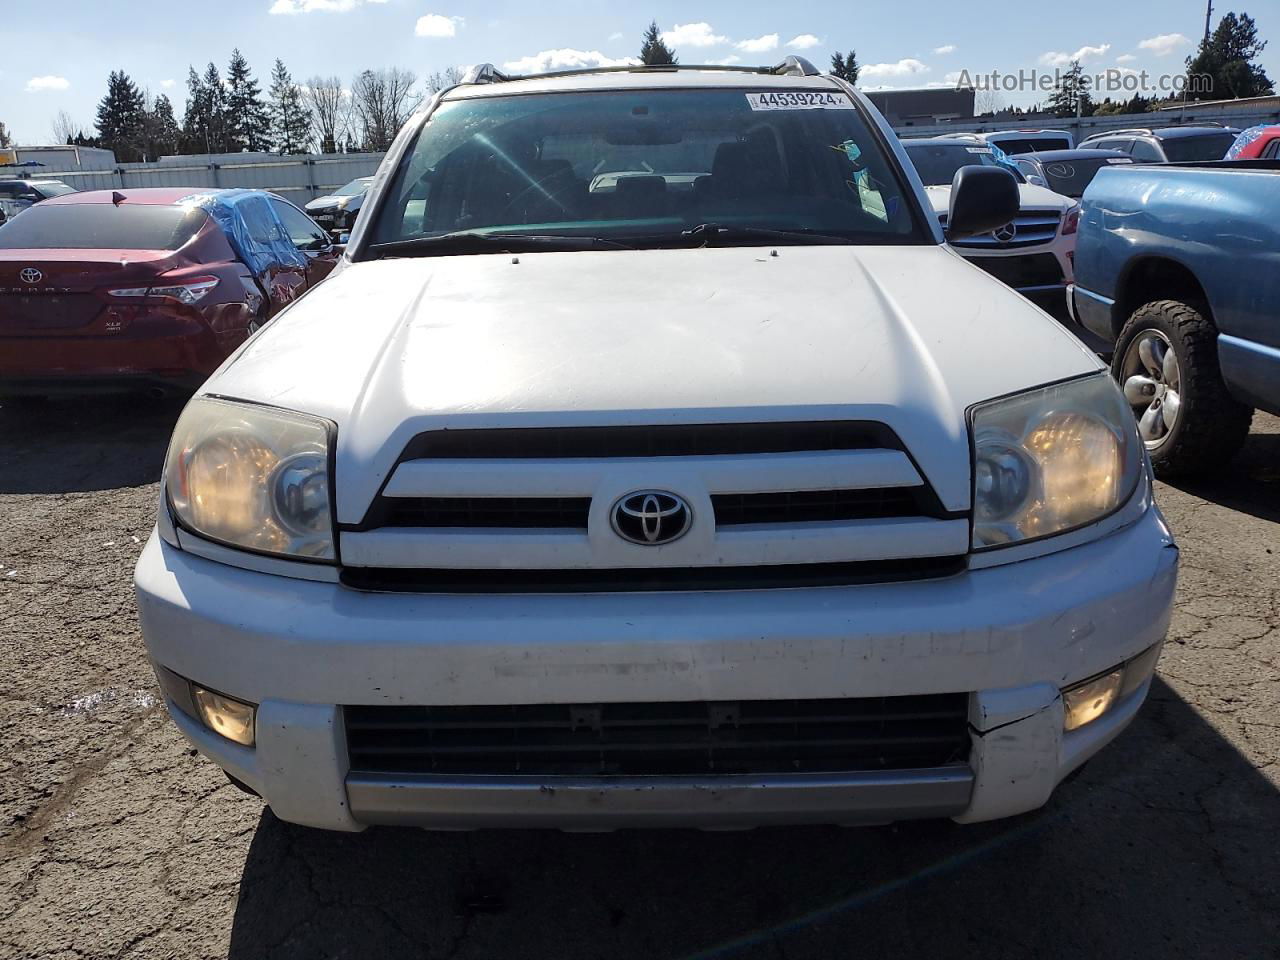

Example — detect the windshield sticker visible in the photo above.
[745,92,855,110]
[832,139,863,163]
[965,147,992,154]
[1106,157,1134,163]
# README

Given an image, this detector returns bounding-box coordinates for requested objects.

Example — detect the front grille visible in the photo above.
[339,556,967,593]
[344,694,972,776]
[712,488,922,526]
[398,421,901,460]
[378,496,591,529]
[942,210,1062,249]
[968,253,1065,290]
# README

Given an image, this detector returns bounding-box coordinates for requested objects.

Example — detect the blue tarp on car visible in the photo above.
[177,189,309,279]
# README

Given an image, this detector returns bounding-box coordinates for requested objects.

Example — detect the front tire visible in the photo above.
[1112,299,1252,479]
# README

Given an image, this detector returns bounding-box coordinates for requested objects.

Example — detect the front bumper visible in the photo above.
[135,506,1178,831]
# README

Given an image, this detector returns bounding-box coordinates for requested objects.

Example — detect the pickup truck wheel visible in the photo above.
[1112,300,1253,478]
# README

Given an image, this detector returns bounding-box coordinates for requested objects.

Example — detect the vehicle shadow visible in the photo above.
[0,395,186,494]
[226,677,1279,960]
[1160,415,1280,525]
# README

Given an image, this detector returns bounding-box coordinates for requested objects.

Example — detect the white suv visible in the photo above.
[135,59,1177,832]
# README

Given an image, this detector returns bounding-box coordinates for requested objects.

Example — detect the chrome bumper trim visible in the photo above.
[345,767,975,829]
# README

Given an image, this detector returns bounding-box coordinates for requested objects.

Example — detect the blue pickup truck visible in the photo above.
[1069,160,1280,477]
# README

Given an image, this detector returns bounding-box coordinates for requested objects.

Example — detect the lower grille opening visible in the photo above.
[968,252,1064,289]
[339,556,967,594]
[345,695,973,776]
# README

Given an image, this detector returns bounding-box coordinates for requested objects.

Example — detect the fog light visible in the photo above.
[193,687,257,746]
[1062,669,1123,731]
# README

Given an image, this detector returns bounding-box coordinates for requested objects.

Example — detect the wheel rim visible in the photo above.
[1120,329,1182,449]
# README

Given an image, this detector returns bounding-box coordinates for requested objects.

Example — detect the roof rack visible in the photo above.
[458,56,823,85]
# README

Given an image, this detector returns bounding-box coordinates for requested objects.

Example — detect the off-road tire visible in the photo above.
[1112,299,1252,479]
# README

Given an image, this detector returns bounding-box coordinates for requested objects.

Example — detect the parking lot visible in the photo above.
[0,397,1275,959]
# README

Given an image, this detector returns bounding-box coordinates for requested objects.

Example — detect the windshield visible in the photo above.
[0,203,207,250]
[1039,157,1132,198]
[334,178,372,197]
[34,182,77,198]
[903,143,1023,186]
[367,88,926,251]
[1161,133,1237,162]
[989,136,1071,153]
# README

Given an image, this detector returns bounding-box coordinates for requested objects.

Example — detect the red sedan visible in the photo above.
[0,187,338,397]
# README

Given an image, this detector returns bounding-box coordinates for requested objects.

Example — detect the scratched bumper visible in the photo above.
[135,507,1177,831]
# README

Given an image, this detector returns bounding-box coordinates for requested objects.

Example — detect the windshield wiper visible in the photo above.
[678,223,855,246]
[366,231,633,259]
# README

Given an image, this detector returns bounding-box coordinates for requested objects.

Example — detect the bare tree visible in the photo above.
[973,89,1004,117]
[51,110,82,144]
[350,68,421,151]
[424,67,464,96]
[304,75,349,154]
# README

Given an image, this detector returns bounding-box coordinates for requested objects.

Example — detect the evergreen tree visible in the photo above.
[639,21,677,65]
[94,70,147,161]
[203,62,229,152]
[226,49,272,152]
[829,51,860,85]
[144,94,182,158]
[1185,12,1273,100]
[268,59,311,154]
[0,122,14,149]
[1046,60,1095,117]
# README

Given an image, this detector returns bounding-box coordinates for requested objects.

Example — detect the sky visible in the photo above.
[4,0,1277,145]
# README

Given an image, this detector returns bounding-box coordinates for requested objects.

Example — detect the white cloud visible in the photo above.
[860,58,929,79]
[1039,43,1111,67]
[1138,33,1190,56]
[786,34,821,50]
[933,44,956,55]
[25,75,70,92]
[708,55,742,66]
[662,22,728,48]
[736,34,779,54]
[160,78,176,88]
[269,0,357,13]
[415,13,463,37]
[1116,53,1137,63]
[608,31,623,41]
[503,48,637,73]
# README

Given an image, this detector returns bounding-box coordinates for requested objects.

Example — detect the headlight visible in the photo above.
[164,398,336,561]
[970,374,1142,550]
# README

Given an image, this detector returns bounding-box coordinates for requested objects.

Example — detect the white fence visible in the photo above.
[19,153,385,203]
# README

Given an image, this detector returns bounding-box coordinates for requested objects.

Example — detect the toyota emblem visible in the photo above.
[611,490,692,545]
[992,222,1017,243]
[19,267,43,284]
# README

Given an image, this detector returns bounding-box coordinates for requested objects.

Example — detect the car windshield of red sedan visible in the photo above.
[0,204,207,250]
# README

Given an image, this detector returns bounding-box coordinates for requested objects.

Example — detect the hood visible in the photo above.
[305,196,344,210]
[206,246,1101,520]
[923,182,1075,215]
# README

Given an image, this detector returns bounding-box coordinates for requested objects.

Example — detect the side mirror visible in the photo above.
[338,233,350,245]
[946,166,1020,241]
[1026,175,1047,187]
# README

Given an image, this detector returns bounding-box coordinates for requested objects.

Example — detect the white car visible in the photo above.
[135,59,1177,832]
[904,138,1078,313]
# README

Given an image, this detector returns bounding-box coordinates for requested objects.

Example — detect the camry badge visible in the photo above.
[611,491,692,546]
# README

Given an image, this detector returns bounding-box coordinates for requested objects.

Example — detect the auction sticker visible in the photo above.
[745,91,855,110]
